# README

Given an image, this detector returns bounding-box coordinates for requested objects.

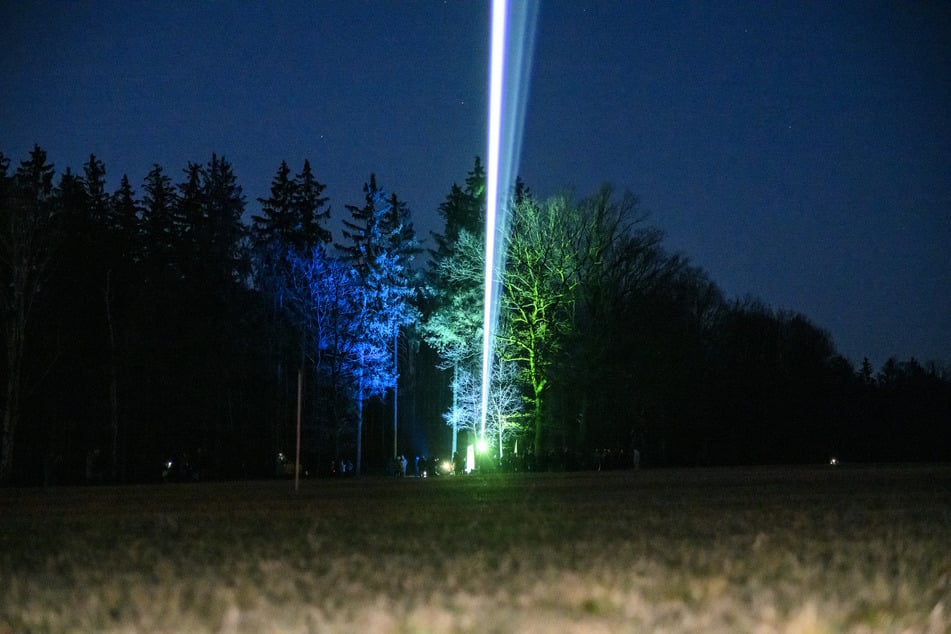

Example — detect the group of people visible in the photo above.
[388,454,454,477]
[385,446,642,476]
[331,459,354,476]
[339,446,644,479]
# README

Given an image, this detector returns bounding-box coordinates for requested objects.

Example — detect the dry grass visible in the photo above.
[1,465,949,633]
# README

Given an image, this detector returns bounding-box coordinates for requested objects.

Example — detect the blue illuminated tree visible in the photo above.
[250,160,334,462]
[286,248,358,458]
[337,175,418,471]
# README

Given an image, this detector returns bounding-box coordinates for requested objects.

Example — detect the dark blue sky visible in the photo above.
[3,1,949,368]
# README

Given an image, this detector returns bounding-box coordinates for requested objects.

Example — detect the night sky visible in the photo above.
[3,1,949,369]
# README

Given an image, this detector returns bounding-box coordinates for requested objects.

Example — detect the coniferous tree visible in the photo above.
[377,191,420,458]
[202,154,248,284]
[0,147,57,483]
[430,157,485,262]
[40,164,100,482]
[110,175,140,260]
[140,164,178,272]
[420,228,484,455]
[156,155,253,476]
[101,174,139,481]
[251,160,332,465]
[252,159,332,302]
[339,174,383,275]
[423,158,487,455]
[251,160,305,463]
[174,162,204,278]
[83,154,109,227]
[336,175,418,472]
[293,159,332,251]
[2,144,948,481]
[252,161,296,253]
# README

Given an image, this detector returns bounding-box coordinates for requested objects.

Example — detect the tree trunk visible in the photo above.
[104,270,120,483]
[356,391,363,477]
[0,300,26,484]
[392,328,398,459]
[356,357,364,477]
[451,361,459,456]
[532,392,544,457]
[0,340,22,484]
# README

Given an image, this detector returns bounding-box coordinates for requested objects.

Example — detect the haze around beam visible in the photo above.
[481,0,538,440]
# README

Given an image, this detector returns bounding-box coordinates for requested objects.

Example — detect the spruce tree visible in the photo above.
[293,159,331,251]
[336,174,420,472]
[0,147,57,483]
[252,160,297,255]
[140,164,178,271]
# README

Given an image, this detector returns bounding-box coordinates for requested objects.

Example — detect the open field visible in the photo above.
[1,466,949,633]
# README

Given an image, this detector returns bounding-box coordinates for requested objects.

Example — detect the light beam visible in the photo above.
[481,0,507,441]
[481,0,537,444]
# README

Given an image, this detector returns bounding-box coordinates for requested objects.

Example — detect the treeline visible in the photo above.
[0,146,417,485]
[422,163,951,468]
[1,148,948,484]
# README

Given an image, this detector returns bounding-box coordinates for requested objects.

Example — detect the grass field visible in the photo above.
[1,465,949,633]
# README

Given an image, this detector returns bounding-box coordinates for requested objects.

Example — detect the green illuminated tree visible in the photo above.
[422,159,489,456]
[434,346,522,466]
[485,349,524,461]
[499,194,584,455]
[420,228,484,454]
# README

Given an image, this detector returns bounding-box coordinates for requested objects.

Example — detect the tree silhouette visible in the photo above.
[0,147,57,483]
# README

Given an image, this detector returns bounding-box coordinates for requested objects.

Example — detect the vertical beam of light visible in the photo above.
[481,0,507,440]
[481,0,537,443]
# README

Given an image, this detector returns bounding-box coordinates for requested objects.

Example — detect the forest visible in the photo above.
[1,146,948,485]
